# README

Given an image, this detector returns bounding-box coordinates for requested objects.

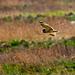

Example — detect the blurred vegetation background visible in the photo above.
[0,0,75,75]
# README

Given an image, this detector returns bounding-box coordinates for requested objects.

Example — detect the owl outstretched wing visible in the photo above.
[40,21,53,31]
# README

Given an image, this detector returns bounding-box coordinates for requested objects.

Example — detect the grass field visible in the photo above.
[0,0,75,75]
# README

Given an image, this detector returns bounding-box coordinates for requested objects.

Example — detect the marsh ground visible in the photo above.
[0,0,75,75]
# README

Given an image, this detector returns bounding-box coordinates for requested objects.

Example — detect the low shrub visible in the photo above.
[3,16,12,22]
[7,40,20,46]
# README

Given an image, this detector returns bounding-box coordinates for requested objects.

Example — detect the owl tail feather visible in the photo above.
[53,30,59,32]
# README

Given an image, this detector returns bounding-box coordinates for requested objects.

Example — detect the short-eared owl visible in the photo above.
[40,21,59,36]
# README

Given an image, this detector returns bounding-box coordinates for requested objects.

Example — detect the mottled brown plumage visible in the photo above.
[40,21,59,36]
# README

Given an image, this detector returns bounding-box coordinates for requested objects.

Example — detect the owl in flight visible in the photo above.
[40,21,59,36]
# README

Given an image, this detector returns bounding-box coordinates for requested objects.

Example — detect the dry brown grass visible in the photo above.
[0,0,75,18]
[0,17,74,41]
[0,0,65,6]
[0,43,75,65]
[0,21,46,41]
[0,11,23,18]
[0,48,64,65]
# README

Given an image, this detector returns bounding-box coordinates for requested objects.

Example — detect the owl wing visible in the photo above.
[40,21,53,31]
[49,32,55,36]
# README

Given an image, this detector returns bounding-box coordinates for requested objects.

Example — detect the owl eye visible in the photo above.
[42,29,46,33]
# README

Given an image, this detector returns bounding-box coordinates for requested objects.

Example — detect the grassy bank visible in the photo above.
[0,61,75,75]
[0,37,75,52]
[0,11,75,22]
